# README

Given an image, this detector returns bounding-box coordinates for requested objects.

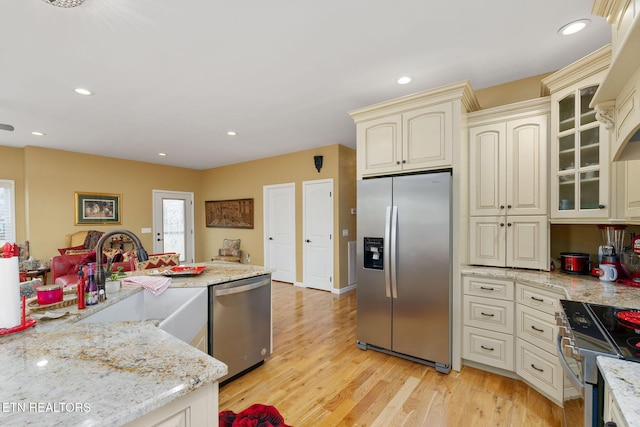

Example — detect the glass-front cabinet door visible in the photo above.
[552,84,609,219]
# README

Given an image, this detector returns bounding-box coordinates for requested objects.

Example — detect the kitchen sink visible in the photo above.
[78,287,208,346]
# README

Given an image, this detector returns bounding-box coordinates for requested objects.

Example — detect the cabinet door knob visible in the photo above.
[402,160,407,164]
[500,205,505,210]
[507,223,512,227]
[500,223,505,227]
[599,204,605,209]
[507,204,512,209]
[305,239,311,243]
[396,161,401,165]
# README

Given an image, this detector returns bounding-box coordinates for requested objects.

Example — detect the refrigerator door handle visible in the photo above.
[384,206,392,298]
[390,205,398,299]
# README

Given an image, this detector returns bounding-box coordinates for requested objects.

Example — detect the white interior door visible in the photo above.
[303,179,333,291]
[263,183,296,283]
[152,190,194,263]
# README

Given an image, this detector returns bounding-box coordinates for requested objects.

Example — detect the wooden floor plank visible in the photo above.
[218,281,583,426]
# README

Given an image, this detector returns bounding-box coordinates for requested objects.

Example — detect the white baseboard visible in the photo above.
[333,283,356,294]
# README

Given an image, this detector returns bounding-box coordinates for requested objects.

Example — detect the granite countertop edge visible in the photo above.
[2,262,271,426]
[597,356,640,427]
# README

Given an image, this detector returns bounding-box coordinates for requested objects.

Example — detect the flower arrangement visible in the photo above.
[108,266,126,282]
[219,404,291,427]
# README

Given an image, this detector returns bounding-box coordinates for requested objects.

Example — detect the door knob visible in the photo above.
[306,239,311,243]
[269,237,273,240]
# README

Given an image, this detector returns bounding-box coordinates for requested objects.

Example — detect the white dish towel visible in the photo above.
[122,276,171,296]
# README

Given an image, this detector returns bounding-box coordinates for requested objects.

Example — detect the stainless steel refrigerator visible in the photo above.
[356,171,451,373]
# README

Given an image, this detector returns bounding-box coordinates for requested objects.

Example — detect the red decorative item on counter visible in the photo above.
[0,296,36,336]
[77,268,86,310]
[2,242,13,258]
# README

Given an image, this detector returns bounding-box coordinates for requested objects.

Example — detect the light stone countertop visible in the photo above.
[460,265,640,309]
[597,356,640,427]
[1,261,272,426]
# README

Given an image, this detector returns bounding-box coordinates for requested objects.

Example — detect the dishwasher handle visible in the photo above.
[214,277,270,297]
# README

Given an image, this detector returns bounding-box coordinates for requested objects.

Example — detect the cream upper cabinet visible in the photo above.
[356,114,403,175]
[402,102,452,170]
[350,81,479,179]
[542,46,613,221]
[355,103,452,176]
[469,114,548,216]
[625,159,640,218]
[467,99,549,270]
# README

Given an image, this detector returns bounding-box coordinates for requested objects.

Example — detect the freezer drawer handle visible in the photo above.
[214,279,270,297]
[480,345,494,352]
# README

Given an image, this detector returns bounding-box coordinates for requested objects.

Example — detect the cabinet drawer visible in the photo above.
[516,304,557,354]
[463,276,514,301]
[463,326,514,371]
[515,283,563,315]
[463,295,514,334]
[515,338,563,405]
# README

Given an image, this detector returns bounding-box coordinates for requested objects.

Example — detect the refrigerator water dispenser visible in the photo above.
[363,237,384,270]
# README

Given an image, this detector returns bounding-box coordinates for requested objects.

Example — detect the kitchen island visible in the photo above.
[0,261,272,426]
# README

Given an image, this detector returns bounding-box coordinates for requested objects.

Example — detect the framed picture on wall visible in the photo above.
[75,192,122,225]
[205,198,254,229]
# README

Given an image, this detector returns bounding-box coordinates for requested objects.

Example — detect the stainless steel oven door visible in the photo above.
[556,334,585,396]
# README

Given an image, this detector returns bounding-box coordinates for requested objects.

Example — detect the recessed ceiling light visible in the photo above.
[74,88,93,96]
[396,76,413,85]
[32,131,45,136]
[227,131,237,136]
[558,19,591,36]
[158,153,166,157]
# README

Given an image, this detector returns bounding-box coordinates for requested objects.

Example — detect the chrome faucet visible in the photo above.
[94,229,149,293]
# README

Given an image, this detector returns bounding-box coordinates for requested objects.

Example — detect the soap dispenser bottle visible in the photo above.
[85,263,99,306]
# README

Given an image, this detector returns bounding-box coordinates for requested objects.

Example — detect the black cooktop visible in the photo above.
[588,303,640,362]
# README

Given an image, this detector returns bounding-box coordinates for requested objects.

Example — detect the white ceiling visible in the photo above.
[0,0,611,170]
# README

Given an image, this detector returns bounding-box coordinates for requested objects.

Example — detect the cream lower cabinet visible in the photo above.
[604,380,628,427]
[462,276,515,371]
[515,283,565,406]
[125,381,218,427]
[469,215,548,270]
[462,276,573,407]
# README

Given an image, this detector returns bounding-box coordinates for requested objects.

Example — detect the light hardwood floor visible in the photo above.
[219,281,583,426]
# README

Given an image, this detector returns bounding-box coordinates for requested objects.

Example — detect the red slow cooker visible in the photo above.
[559,252,591,274]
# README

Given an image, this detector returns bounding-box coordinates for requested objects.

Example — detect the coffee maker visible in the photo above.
[597,224,627,279]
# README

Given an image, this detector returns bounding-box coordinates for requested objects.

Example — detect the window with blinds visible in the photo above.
[0,180,16,245]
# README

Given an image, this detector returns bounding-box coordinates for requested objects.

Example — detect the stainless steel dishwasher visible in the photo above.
[209,274,272,384]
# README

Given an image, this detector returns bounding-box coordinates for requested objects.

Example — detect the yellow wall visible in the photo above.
[199,144,356,288]
[9,146,201,261]
[1,144,356,289]
[475,72,553,109]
